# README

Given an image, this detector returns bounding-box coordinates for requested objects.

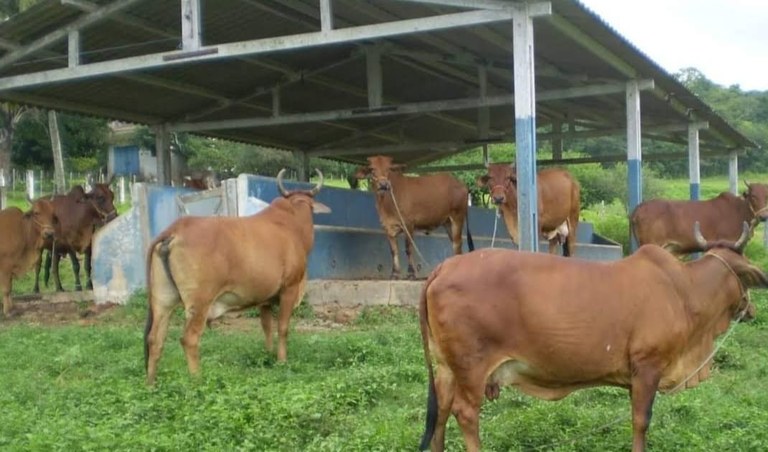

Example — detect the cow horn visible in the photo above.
[693,221,708,249]
[276,168,290,197]
[310,168,324,196]
[734,221,750,250]
[25,194,34,206]
[744,179,751,189]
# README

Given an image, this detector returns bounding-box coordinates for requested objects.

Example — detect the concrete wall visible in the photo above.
[91,174,622,303]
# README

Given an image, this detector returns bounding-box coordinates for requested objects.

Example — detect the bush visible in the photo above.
[581,200,631,255]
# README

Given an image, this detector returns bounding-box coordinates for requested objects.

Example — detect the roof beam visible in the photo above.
[173,81,651,135]
[0,91,159,124]
[0,9,514,91]
[0,0,144,70]
[394,0,518,11]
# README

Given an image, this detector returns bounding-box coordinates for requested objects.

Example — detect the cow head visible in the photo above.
[85,183,118,223]
[694,221,751,254]
[477,163,517,206]
[366,155,405,192]
[276,168,331,214]
[742,181,768,222]
[25,196,56,239]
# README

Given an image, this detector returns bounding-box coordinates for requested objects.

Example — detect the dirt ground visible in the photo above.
[1,299,364,332]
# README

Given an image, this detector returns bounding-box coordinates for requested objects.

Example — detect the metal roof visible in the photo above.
[0,0,755,167]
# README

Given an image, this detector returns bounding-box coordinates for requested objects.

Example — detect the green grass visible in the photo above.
[1,295,768,451]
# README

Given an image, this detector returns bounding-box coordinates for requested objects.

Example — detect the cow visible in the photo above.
[182,169,220,190]
[144,168,330,385]
[417,223,766,452]
[1,197,56,317]
[477,163,580,256]
[33,182,118,292]
[630,182,768,255]
[350,155,473,280]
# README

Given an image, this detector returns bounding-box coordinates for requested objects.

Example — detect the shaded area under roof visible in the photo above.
[0,0,755,167]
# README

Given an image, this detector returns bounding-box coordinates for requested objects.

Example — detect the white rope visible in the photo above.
[388,187,429,266]
[491,207,500,249]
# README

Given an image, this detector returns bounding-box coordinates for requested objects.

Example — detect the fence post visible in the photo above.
[119,176,126,204]
[26,169,35,200]
[0,168,6,209]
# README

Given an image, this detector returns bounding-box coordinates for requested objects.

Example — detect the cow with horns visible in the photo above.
[349,155,473,280]
[144,169,330,385]
[476,163,581,256]
[0,197,56,317]
[418,222,765,451]
[630,181,768,255]
[34,181,118,293]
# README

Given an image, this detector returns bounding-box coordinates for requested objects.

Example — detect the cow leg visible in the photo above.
[404,231,417,280]
[453,385,484,452]
[386,232,401,279]
[69,251,82,292]
[259,304,274,353]
[630,367,661,452]
[275,283,302,362]
[52,251,65,292]
[33,249,44,293]
[180,303,210,378]
[145,303,175,385]
[431,367,456,452]
[1,275,13,317]
[85,247,93,290]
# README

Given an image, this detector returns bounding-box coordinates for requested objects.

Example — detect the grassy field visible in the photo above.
[2,175,768,450]
[1,295,768,451]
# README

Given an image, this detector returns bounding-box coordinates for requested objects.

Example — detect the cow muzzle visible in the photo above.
[42,226,55,239]
[492,195,505,205]
[376,180,391,192]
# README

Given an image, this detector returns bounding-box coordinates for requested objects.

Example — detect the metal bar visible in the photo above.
[0,9,514,91]
[67,30,80,67]
[320,0,333,32]
[366,46,383,108]
[181,0,203,51]
[0,0,144,70]
[627,80,642,251]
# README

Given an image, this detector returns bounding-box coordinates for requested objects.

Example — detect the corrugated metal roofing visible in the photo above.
[0,0,755,167]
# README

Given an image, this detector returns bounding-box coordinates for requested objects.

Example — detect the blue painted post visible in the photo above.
[688,122,704,201]
[512,3,550,252]
[626,80,642,252]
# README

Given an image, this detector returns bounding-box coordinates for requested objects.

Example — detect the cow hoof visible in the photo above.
[75,285,83,292]
[86,283,93,290]
[406,273,416,281]
[390,273,400,280]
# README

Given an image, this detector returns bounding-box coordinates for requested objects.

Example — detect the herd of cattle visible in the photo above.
[2,155,768,451]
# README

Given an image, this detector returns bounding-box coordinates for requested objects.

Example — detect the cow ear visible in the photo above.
[312,201,332,214]
[476,174,490,187]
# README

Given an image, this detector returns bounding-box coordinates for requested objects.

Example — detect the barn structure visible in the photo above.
[0,0,755,300]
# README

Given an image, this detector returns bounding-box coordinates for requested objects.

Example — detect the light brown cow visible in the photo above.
[144,169,329,385]
[418,224,765,452]
[631,182,768,255]
[351,155,473,279]
[0,197,56,317]
[477,164,580,256]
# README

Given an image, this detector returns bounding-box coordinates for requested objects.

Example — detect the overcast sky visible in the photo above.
[579,0,768,91]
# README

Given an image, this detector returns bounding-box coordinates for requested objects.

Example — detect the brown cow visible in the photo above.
[182,169,220,190]
[0,197,56,317]
[34,182,117,292]
[144,168,330,385]
[477,164,580,256]
[418,224,765,452]
[630,182,768,255]
[351,155,473,280]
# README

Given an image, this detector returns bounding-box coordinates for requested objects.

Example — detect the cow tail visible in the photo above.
[465,210,475,252]
[419,265,442,451]
[144,235,175,372]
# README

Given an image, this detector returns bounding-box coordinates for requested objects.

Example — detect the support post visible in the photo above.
[478,65,489,140]
[181,0,202,51]
[155,125,171,185]
[366,45,383,108]
[49,110,66,194]
[26,169,34,200]
[119,176,126,204]
[728,151,739,195]
[272,87,280,117]
[293,151,310,182]
[0,168,6,209]
[320,0,334,32]
[626,80,642,252]
[552,119,563,160]
[687,121,708,200]
[512,3,550,252]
